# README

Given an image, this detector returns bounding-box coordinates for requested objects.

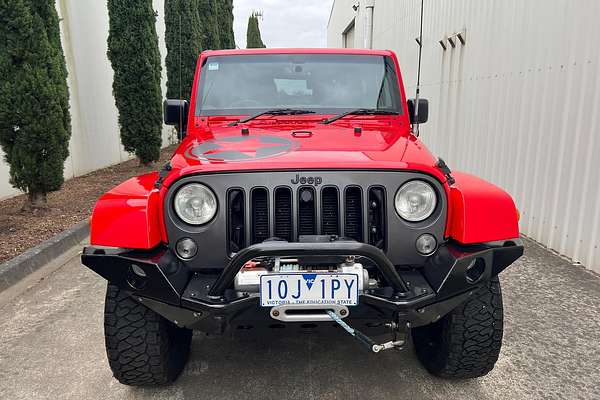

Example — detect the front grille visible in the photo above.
[368,187,386,250]
[251,188,269,244]
[298,187,316,236]
[321,187,340,235]
[344,187,363,241]
[227,184,384,254]
[168,171,447,269]
[227,189,245,253]
[274,188,292,241]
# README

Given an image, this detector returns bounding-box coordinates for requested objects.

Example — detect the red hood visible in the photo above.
[164,118,446,187]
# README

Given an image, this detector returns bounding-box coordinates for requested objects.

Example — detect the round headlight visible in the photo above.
[394,180,437,222]
[174,183,217,225]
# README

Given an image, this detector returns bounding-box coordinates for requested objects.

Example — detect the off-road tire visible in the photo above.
[412,277,504,379]
[104,284,192,386]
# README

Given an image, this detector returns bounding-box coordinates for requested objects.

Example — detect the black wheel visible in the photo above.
[104,284,192,386]
[412,277,504,379]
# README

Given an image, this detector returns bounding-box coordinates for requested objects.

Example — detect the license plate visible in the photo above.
[260,273,359,307]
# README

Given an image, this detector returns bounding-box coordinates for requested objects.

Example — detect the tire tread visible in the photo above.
[104,284,191,386]
[413,277,504,379]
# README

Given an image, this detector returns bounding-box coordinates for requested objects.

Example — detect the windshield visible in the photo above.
[195,54,403,116]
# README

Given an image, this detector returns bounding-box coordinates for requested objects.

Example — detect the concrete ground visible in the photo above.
[0,238,599,400]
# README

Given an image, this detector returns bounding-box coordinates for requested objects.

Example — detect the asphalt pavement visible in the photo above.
[1,238,599,400]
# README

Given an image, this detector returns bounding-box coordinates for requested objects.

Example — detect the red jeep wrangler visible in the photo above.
[82,49,523,386]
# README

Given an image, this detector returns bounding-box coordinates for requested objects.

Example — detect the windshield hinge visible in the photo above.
[436,158,455,186]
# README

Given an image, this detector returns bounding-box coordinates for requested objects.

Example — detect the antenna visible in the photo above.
[178,11,183,141]
[413,0,424,137]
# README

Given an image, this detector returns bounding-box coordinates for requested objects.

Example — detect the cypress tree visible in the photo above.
[107,0,163,165]
[0,0,71,209]
[246,12,266,48]
[165,0,203,100]
[197,0,221,50]
[31,0,70,139]
[218,0,236,49]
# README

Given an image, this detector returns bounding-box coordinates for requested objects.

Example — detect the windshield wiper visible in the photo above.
[320,108,399,125]
[229,108,315,126]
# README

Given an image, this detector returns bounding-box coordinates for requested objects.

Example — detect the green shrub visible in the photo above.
[107,0,163,165]
[32,0,70,142]
[165,0,203,100]
[0,0,71,208]
[218,0,236,49]
[197,0,221,50]
[246,11,266,48]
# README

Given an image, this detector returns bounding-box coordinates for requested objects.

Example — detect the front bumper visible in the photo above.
[81,238,523,333]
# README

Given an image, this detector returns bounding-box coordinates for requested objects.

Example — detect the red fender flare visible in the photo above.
[90,172,162,249]
[447,172,520,244]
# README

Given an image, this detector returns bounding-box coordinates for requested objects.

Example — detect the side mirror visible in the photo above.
[407,98,428,124]
[163,99,189,139]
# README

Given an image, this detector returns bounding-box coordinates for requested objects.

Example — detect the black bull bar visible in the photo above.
[81,238,523,332]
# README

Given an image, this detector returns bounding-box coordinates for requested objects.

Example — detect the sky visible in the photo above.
[232,0,334,49]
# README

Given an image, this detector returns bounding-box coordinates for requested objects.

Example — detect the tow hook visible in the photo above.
[326,310,405,353]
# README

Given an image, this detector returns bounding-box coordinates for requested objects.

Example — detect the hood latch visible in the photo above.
[437,158,456,186]
[154,162,172,189]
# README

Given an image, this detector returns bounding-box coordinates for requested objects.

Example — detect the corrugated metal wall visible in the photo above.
[328,0,600,274]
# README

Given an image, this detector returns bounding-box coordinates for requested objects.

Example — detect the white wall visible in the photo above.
[328,0,364,49]
[329,0,600,274]
[0,0,173,201]
[0,151,17,199]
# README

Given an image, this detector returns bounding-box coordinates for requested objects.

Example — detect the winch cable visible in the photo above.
[326,310,404,353]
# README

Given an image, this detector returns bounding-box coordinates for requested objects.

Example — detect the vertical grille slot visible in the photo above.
[274,187,293,241]
[227,189,245,254]
[368,187,386,249]
[344,187,363,241]
[321,187,340,235]
[298,187,316,236]
[251,188,269,244]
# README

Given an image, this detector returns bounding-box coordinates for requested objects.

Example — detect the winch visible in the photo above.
[233,255,374,293]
